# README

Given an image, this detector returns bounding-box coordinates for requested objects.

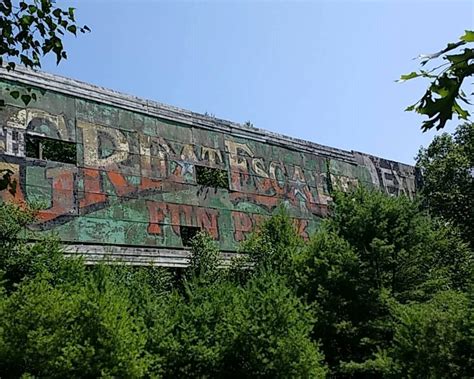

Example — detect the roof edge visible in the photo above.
[0,67,382,165]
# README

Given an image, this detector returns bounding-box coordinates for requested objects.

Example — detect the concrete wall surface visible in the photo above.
[0,67,419,266]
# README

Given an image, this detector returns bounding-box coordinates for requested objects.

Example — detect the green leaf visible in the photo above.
[21,15,34,24]
[452,102,470,120]
[10,90,20,99]
[67,25,77,35]
[397,72,421,82]
[68,7,76,19]
[446,49,474,65]
[460,30,474,43]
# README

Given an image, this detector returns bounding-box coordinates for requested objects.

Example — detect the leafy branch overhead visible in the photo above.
[400,30,474,131]
[0,0,90,106]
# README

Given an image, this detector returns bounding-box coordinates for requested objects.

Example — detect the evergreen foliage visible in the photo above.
[0,185,472,378]
[297,187,472,376]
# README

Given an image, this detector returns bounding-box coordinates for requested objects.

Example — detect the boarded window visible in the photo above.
[196,165,228,189]
[26,135,76,164]
[180,226,201,247]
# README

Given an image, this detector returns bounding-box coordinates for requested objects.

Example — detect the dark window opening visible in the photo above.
[180,226,201,247]
[196,165,228,189]
[26,135,76,164]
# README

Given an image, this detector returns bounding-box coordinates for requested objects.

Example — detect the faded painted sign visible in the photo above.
[0,77,418,260]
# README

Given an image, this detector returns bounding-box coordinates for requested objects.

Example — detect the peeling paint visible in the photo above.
[0,73,418,264]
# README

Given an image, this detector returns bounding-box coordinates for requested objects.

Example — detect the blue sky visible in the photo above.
[41,0,473,164]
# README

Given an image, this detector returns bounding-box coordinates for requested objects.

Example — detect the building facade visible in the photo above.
[0,68,418,266]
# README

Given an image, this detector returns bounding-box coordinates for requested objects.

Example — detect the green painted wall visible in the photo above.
[0,77,418,256]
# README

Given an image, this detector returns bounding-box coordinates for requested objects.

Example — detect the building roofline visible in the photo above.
[1,67,413,166]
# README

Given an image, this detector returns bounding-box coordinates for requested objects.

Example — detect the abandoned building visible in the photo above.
[0,67,418,266]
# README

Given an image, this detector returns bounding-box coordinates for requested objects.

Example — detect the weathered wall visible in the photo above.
[0,68,418,266]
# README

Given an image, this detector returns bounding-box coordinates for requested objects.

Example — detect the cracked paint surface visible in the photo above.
[0,80,419,254]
